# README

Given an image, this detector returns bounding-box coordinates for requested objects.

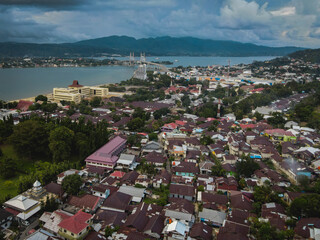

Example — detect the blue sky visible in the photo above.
[0,0,320,47]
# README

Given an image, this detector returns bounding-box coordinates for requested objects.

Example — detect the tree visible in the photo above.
[297,175,310,190]
[105,226,119,238]
[9,120,49,158]
[267,112,286,128]
[0,117,14,143]
[0,157,17,178]
[211,159,226,177]
[200,135,214,145]
[289,194,320,218]
[250,218,292,240]
[181,94,191,107]
[62,174,82,196]
[236,157,260,178]
[35,95,48,102]
[127,118,144,131]
[41,103,58,113]
[75,132,92,159]
[148,132,158,141]
[208,120,219,131]
[42,196,59,212]
[49,126,74,162]
[90,96,102,108]
[197,185,205,192]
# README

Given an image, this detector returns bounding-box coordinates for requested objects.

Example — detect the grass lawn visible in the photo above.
[0,144,35,199]
[0,144,83,200]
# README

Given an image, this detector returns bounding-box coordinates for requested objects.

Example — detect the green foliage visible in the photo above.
[144,185,169,206]
[134,183,145,188]
[90,96,102,108]
[138,159,157,175]
[208,120,219,131]
[288,48,320,63]
[267,112,286,128]
[239,178,247,189]
[49,126,74,162]
[195,103,219,118]
[105,225,120,237]
[297,175,310,190]
[148,132,158,141]
[132,107,150,121]
[289,194,320,218]
[250,218,293,240]
[153,108,170,120]
[197,185,205,192]
[62,174,82,196]
[211,159,226,177]
[200,135,214,145]
[253,185,286,215]
[18,161,79,193]
[9,119,49,158]
[41,102,58,113]
[0,157,17,178]
[42,196,59,212]
[108,85,126,92]
[127,118,145,131]
[181,94,191,107]
[35,95,48,102]
[0,116,14,143]
[127,134,142,147]
[236,157,260,178]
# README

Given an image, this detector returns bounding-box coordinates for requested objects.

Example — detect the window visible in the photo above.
[64,230,66,233]
[71,233,74,236]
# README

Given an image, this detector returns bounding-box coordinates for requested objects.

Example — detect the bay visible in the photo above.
[0,56,276,101]
[0,65,135,101]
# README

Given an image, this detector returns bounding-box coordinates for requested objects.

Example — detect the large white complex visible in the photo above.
[53,80,109,103]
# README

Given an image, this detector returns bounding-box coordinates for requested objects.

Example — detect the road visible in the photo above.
[19,219,39,240]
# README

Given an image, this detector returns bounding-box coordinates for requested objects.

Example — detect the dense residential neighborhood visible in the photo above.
[1,55,320,240]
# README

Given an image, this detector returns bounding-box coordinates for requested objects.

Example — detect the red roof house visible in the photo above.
[58,210,92,238]
[16,100,33,111]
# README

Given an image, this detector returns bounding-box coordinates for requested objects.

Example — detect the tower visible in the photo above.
[140,52,146,63]
[129,52,135,65]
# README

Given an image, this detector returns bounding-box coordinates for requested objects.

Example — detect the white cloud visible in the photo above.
[270,6,295,16]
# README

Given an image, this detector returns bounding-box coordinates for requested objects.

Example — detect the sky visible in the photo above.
[0,0,320,48]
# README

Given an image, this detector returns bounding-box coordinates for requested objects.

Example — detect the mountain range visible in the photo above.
[0,36,305,57]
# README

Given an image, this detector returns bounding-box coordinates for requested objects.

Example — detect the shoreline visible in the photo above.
[10,83,113,103]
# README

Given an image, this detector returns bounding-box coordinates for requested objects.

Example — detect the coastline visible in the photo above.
[10,83,113,103]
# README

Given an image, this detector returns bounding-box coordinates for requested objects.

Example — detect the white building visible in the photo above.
[4,195,41,223]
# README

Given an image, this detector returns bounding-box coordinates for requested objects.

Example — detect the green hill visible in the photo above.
[0,36,305,57]
[288,48,320,63]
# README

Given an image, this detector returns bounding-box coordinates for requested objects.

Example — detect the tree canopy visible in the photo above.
[9,119,49,158]
[62,174,82,196]
[49,126,74,162]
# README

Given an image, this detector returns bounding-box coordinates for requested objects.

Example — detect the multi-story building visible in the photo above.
[53,80,109,103]
[85,136,127,175]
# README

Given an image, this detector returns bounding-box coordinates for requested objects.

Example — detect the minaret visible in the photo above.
[217,98,221,118]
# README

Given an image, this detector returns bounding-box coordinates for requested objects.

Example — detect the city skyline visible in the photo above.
[0,0,319,48]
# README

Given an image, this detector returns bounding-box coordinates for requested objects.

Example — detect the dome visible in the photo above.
[33,180,41,188]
